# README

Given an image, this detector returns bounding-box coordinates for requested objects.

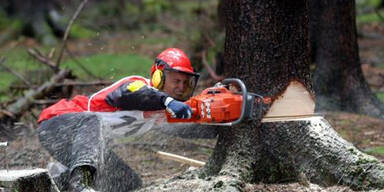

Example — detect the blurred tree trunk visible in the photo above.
[310,0,384,119]
[0,0,65,45]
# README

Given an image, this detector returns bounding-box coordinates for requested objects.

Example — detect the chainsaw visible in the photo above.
[166,78,318,126]
[166,78,267,126]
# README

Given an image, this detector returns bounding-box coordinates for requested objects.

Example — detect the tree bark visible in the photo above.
[137,1,384,191]
[310,0,384,119]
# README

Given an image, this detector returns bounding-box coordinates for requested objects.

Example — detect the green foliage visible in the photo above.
[70,24,97,39]
[142,0,172,15]
[357,0,382,8]
[0,12,23,32]
[62,54,153,80]
[0,10,12,30]
[356,10,384,24]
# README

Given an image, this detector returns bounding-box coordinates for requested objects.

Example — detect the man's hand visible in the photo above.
[164,97,192,119]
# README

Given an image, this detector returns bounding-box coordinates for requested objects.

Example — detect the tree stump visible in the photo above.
[0,169,60,192]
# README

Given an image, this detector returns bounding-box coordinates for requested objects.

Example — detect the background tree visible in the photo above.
[139,0,384,191]
[310,0,384,119]
[0,0,66,45]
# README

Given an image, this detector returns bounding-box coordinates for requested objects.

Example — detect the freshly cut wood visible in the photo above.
[261,114,322,123]
[265,81,315,119]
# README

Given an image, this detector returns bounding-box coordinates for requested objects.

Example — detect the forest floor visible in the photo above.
[1,24,384,191]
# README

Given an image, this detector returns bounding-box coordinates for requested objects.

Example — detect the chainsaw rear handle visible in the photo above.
[220,78,248,126]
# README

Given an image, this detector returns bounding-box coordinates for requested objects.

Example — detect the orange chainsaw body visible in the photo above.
[166,86,243,123]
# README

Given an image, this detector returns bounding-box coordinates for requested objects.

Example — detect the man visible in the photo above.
[38,48,201,192]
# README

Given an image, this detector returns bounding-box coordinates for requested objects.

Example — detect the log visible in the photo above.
[0,169,60,192]
[4,69,70,118]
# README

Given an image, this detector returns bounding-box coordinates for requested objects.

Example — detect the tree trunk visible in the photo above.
[137,1,384,191]
[310,0,384,119]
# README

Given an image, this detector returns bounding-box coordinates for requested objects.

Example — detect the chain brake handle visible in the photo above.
[221,78,248,125]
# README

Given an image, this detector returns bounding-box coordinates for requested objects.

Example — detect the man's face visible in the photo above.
[162,70,192,101]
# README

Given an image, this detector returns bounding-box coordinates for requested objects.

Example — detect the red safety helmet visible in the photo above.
[150,48,199,100]
[150,48,196,76]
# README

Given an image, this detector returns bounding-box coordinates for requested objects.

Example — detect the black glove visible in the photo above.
[164,97,192,119]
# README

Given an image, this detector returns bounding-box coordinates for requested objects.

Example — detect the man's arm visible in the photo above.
[105,80,168,111]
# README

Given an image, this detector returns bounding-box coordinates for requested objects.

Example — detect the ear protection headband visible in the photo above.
[152,58,168,89]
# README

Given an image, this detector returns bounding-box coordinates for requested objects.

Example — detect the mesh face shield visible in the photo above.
[164,67,200,101]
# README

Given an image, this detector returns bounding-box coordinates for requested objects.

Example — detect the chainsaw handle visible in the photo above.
[221,78,247,126]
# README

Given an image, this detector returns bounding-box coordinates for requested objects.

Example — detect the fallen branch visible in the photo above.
[0,58,28,86]
[56,0,89,67]
[6,69,70,118]
[0,109,15,119]
[27,48,58,71]
[0,57,32,87]
[157,151,205,167]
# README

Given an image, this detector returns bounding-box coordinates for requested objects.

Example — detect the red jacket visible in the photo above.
[38,76,169,123]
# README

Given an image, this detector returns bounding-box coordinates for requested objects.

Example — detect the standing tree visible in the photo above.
[138,0,384,191]
[310,0,384,119]
[0,0,66,45]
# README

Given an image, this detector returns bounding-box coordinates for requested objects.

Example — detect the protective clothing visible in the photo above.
[150,48,199,100]
[164,97,192,119]
[38,76,168,123]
